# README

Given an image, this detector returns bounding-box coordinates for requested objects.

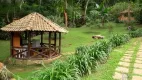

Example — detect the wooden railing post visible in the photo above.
[49,32,51,58]
[28,31,31,58]
[54,32,57,51]
[59,32,61,54]
[10,32,13,57]
[41,31,43,47]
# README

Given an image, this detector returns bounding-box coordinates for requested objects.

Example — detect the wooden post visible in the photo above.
[59,32,61,54]
[28,31,31,58]
[10,32,13,57]
[41,31,43,47]
[54,32,57,51]
[25,31,27,40]
[49,32,51,57]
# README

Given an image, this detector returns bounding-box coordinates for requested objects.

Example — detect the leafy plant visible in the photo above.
[0,31,10,40]
[129,29,142,38]
[29,60,80,80]
[0,66,14,80]
[74,46,96,76]
[109,34,130,48]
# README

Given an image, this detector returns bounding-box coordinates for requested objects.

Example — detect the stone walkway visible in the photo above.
[113,39,142,80]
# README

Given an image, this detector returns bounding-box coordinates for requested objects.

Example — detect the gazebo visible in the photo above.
[118,9,135,22]
[1,12,68,60]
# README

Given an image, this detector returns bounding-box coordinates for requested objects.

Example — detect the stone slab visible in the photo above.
[116,67,129,73]
[136,58,142,61]
[113,72,127,80]
[134,63,142,69]
[138,50,142,52]
[122,56,132,59]
[133,68,142,75]
[121,58,131,62]
[118,62,130,67]
[137,52,142,55]
[125,51,133,54]
[124,54,132,57]
[137,55,142,58]
[135,60,142,64]
[132,76,142,80]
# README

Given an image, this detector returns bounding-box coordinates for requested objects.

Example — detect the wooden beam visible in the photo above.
[28,31,31,58]
[41,31,43,47]
[10,32,13,57]
[54,32,57,50]
[49,32,51,57]
[59,32,61,54]
[25,31,27,40]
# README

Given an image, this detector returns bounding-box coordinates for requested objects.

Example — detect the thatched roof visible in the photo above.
[120,9,133,14]
[1,12,68,33]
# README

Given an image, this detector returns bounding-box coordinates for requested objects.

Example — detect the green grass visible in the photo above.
[0,40,10,61]
[61,23,127,53]
[82,38,137,80]
[0,23,132,78]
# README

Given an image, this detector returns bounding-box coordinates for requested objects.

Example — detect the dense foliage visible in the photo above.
[26,34,130,80]
[0,0,141,28]
[0,31,10,40]
[129,28,142,38]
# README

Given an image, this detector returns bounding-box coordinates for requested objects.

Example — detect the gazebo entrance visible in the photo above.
[1,12,68,60]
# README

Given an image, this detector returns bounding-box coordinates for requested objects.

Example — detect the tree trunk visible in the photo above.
[102,17,105,27]
[6,10,10,23]
[64,0,68,27]
[128,4,131,26]
[81,0,90,25]
[64,11,68,27]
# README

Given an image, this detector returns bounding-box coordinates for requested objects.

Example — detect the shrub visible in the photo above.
[75,46,97,76]
[0,66,13,80]
[89,40,112,63]
[133,3,142,24]
[109,34,130,48]
[129,29,142,38]
[29,60,80,80]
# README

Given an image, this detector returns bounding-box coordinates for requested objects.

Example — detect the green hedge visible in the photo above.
[27,34,130,80]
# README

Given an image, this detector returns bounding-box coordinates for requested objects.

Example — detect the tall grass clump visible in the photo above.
[74,46,97,76]
[87,40,112,63]
[29,60,80,80]
[0,66,14,80]
[109,34,130,48]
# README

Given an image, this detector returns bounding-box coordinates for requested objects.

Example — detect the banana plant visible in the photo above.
[95,3,111,27]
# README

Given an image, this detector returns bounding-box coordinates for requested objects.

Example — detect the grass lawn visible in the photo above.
[0,23,133,78]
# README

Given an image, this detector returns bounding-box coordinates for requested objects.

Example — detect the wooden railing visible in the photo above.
[30,46,59,59]
[12,45,59,59]
[12,47,28,59]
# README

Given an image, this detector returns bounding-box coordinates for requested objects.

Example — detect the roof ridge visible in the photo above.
[36,13,59,31]
[26,12,36,30]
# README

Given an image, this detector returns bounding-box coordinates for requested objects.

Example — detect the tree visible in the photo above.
[95,3,110,27]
